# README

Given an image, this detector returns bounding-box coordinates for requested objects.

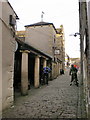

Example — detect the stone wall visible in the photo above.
[25,25,56,58]
[87,1,90,118]
[0,1,2,117]
[79,1,90,118]
[1,1,16,111]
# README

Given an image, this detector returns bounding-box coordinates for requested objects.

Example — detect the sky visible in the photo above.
[8,0,80,58]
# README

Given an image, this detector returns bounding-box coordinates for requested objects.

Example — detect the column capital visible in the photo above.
[43,57,48,60]
[20,50,30,53]
[35,55,41,58]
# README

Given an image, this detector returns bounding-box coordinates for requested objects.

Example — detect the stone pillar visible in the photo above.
[58,63,60,75]
[57,62,59,77]
[56,63,57,77]
[57,62,59,75]
[43,58,47,68]
[51,62,54,79]
[21,50,30,95]
[54,63,57,78]
[34,56,40,88]
[50,62,52,80]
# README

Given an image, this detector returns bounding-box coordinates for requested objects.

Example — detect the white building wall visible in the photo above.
[1,1,16,112]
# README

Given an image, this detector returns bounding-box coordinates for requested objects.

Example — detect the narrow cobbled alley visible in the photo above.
[3,69,83,118]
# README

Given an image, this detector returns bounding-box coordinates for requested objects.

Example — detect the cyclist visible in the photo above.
[69,64,78,86]
[43,66,51,85]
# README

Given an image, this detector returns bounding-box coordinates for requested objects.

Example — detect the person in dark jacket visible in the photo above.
[43,66,51,85]
[60,69,64,75]
[69,64,78,86]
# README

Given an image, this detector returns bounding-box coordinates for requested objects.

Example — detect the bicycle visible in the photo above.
[41,73,48,85]
[70,73,79,87]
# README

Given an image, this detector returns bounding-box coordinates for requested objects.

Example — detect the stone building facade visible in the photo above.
[65,53,70,67]
[24,22,63,79]
[56,25,65,70]
[79,0,90,118]
[25,22,56,58]
[16,31,25,41]
[14,22,65,97]
[0,0,19,116]
[15,22,66,89]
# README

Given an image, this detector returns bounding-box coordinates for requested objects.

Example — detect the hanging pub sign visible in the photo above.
[54,49,60,55]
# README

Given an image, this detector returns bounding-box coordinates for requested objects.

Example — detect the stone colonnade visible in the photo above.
[20,50,62,95]
[20,50,47,95]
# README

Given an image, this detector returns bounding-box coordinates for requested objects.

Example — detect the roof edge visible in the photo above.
[7,1,19,19]
[25,22,57,33]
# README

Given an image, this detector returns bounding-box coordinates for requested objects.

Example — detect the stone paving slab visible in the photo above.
[2,70,81,118]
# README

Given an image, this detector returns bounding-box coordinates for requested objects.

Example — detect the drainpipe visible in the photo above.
[79,2,84,85]
[80,33,84,85]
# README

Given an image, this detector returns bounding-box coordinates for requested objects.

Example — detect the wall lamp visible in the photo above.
[69,32,80,37]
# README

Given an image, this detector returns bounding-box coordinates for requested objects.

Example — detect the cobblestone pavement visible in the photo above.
[3,70,80,118]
